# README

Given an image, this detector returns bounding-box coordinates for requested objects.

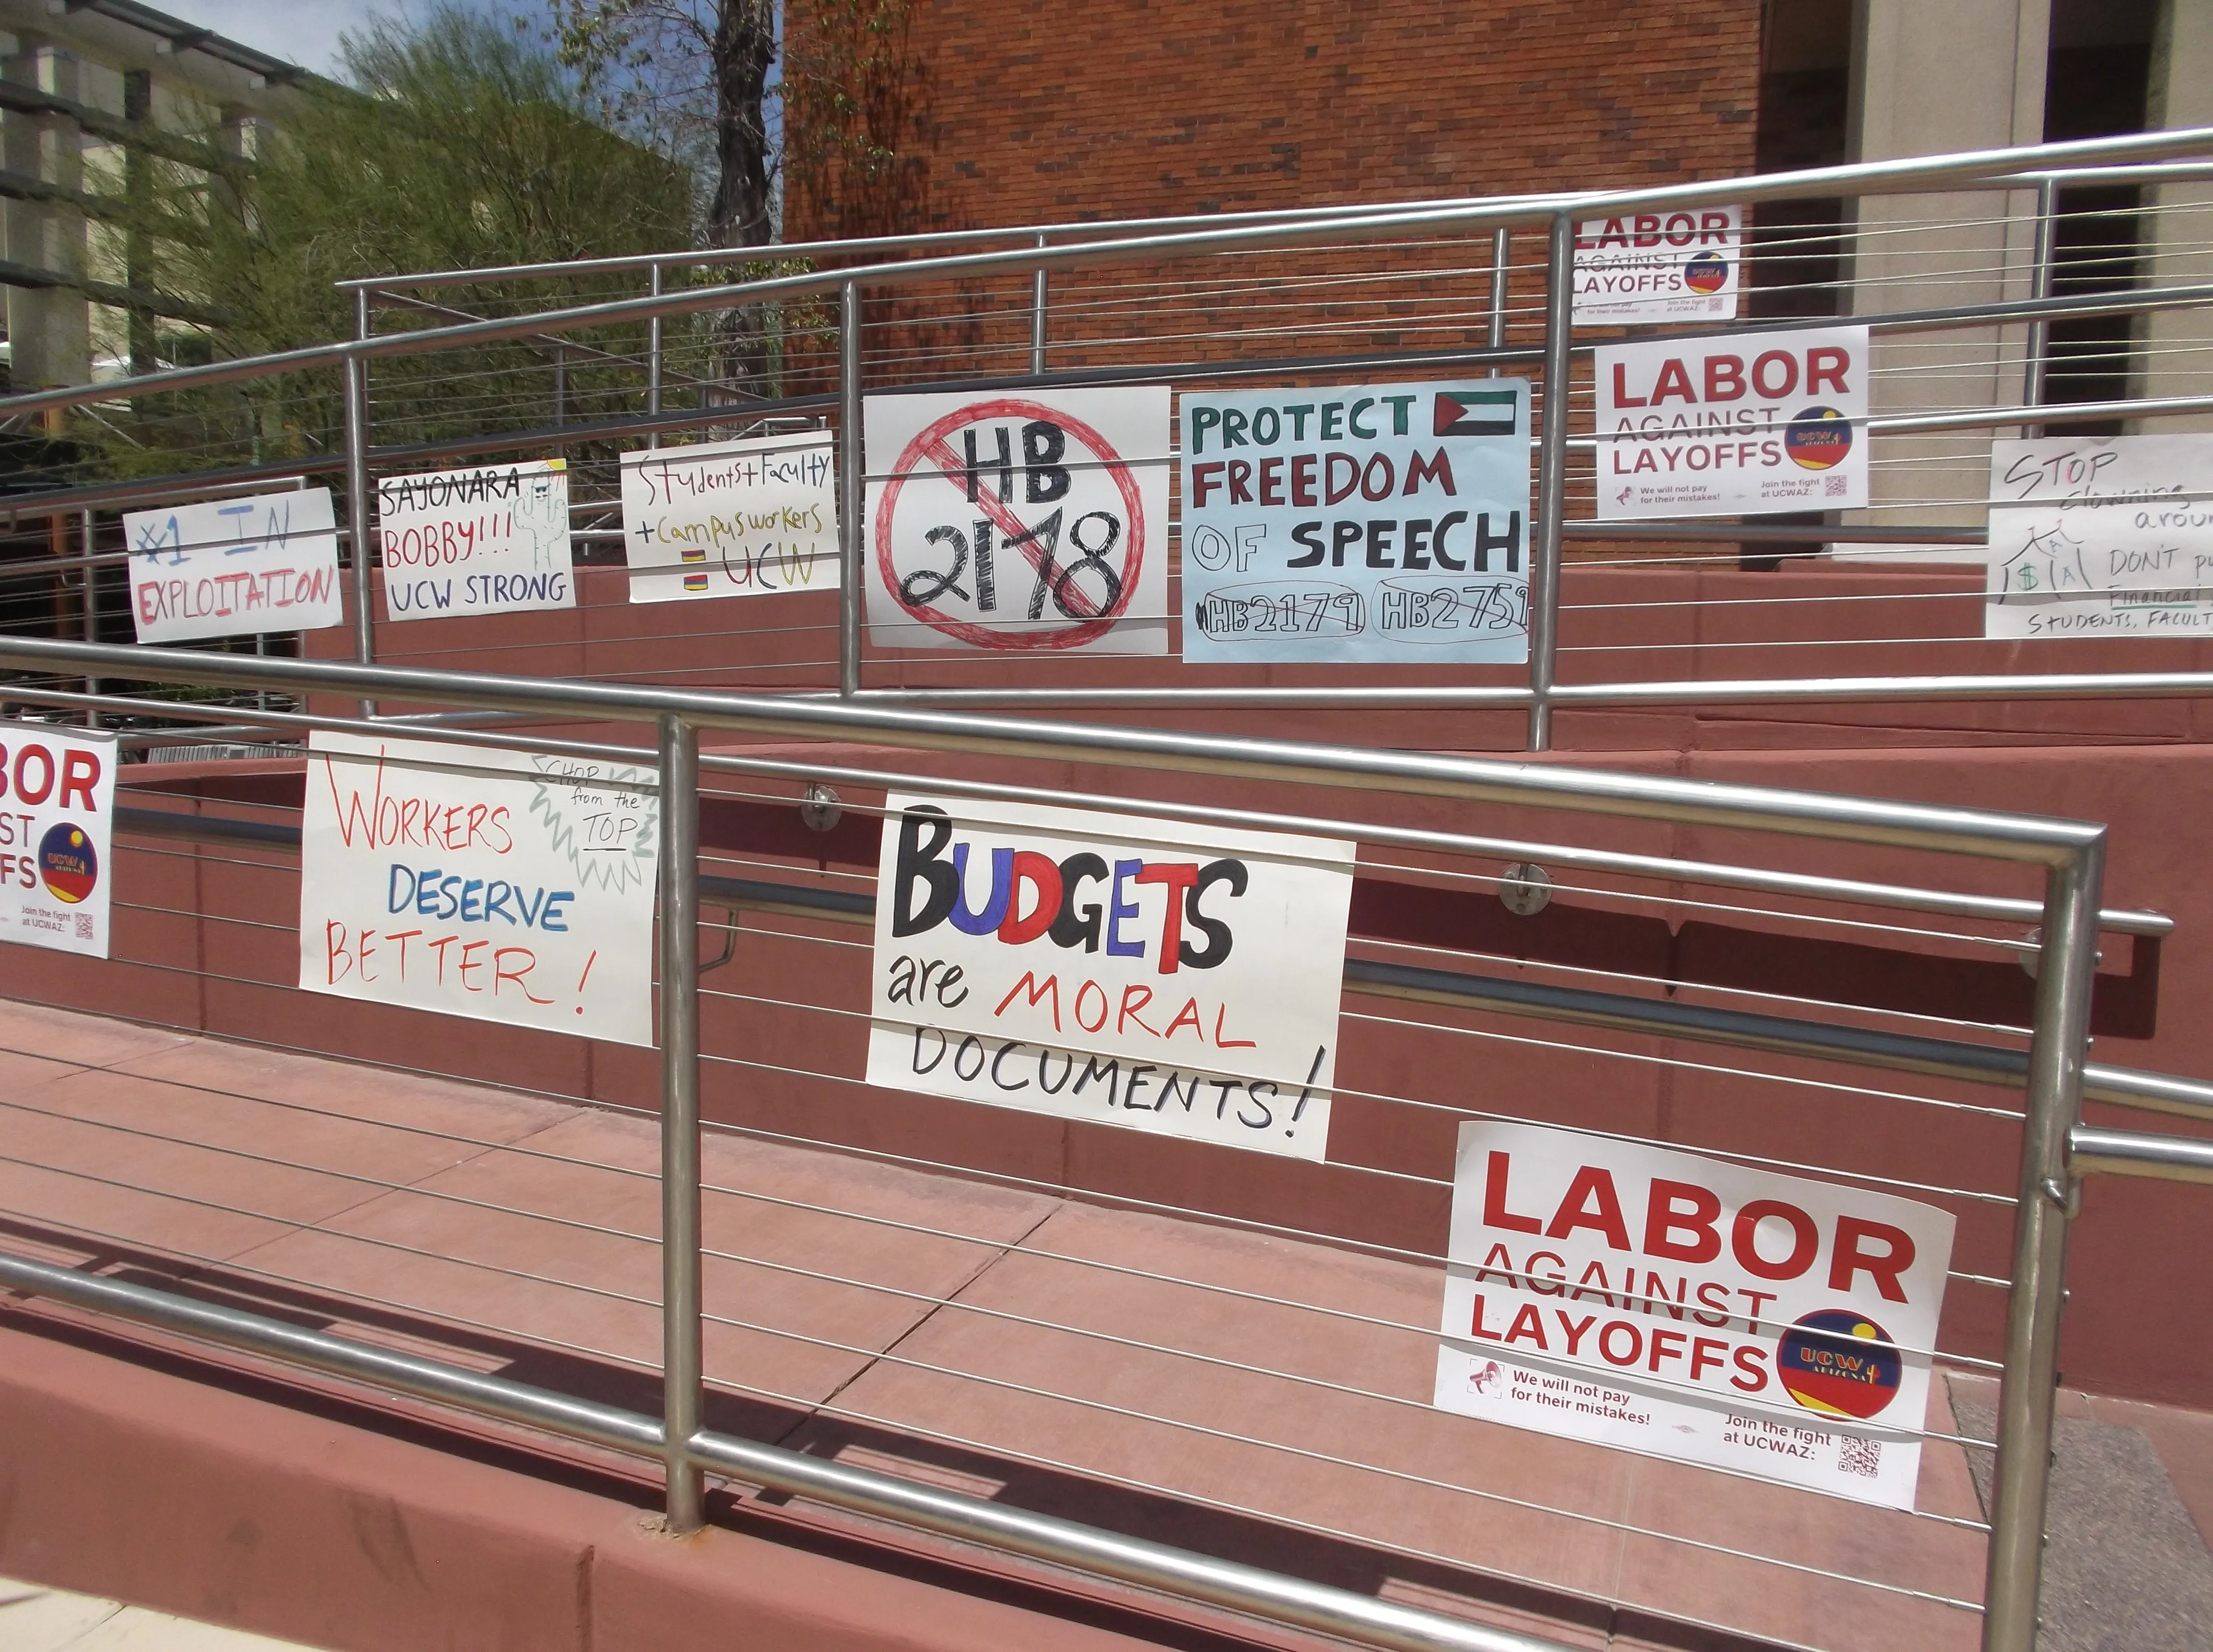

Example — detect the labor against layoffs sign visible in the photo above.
[1180,381,1531,664]
[299,731,659,1046]
[0,722,115,959]
[1985,435,2213,638]
[378,460,574,620]
[864,388,1171,653]
[866,793,1353,1160]
[1573,206,1743,324]
[124,488,345,643]
[1593,326,1870,519]
[621,433,838,604]
[1435,1120,1955,1509]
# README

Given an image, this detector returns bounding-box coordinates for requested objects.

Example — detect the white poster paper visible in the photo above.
[1985,435,2213,638]
[621,433,838,604]
[865,793,1353,1160]
[378,459,574,620]
[1435,1119,1956,1510]
[1593,326,1870,519]
[1574,205,1743,324]
[1179,381,1531,664]
[124,488,344,643]
[299,731,659,1046]
[864,388,1171,654]
[0,722,115,959]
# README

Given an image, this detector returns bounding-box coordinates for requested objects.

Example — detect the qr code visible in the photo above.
[1824,474,1848,497]
[1838,1435,1882,1478]
[73,913,94,941]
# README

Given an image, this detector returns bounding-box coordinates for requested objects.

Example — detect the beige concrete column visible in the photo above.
[2,37,90,391]
[2140,0,2213,430]
[1843,0,2050,545]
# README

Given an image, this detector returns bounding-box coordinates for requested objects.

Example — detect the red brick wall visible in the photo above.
[788,0,1764,239]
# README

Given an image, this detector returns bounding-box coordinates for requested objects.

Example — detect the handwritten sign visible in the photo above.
[864,388,1171,653]
[298,731,659,1045]
[0,721,115,959]
[621,433,837,603]
[1435,1119,1955,1509]
[378,459,573,620]
[124,488,344,643]
[1574,206,1743,324]
[1180,381,1530,664]
[1594,326,1869,519]
[1985,435,2213,638]
[866,793,1353,1160]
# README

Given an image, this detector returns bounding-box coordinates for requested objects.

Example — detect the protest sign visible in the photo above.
[124,488,344,643]
[621,433,837,603]
[378,459,574,620]
[864,388,1171,653]
[1593,326,1869,519]
[1179,380,1531,664]
[0,721,115,959]
[865,792,1353,1161]
[1574,205,1743,324]
[1985,434,2213,638]
[299,731,659,1046]
[1435,1119,1955,1509]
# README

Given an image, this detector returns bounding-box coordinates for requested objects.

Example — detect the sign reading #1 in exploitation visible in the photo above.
[866,793,1354,1161]
[124,487,345,644]
[1573,205,1744,325]
[298,731,660,1046]
[0,721,115,959]
[1593,325,1870,520]
[1434,1119,1956,1509]
[621,432,838,604]
[864,388,1171,654]
[378,459,574,620]
[1180,381,1531,664]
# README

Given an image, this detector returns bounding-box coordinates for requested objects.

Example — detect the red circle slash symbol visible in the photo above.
[875,398,1146,650]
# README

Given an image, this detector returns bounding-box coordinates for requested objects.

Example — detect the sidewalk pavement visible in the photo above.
[0,1577,320,1650]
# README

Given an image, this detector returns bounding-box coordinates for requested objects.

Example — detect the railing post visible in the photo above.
[647,262,664,452]
[343,289,376,717]
[1982,830,2104,1652]
[2022,177,2057,439]
[79,509,99,726]
[1487,226,1510,377]
[657,710,705,1534]
[838,279,865,697]
[552,345,568,430]
[1031,233,1050,376]
[1528,212,1574,753]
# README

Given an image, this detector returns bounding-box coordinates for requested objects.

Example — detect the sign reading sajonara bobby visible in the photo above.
[0,721,115,959]
[1180,381,1531,665]
[1593,325,1870,520]
[866,793,1353,1161]
[864,388,1171,654]
[1573,205,1743,325]
[124,487,345,644]
[298,731,659,1046]
[621,433,837,604]
[1435,1119,1955,1510]
[379,459,574,620]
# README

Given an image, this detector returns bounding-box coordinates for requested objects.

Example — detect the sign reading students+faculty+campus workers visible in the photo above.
[124,487,345,644]
[379,459,575,620]
[0,721,115,960]
[1179,380,1532,665]
[1435,1119,1955,1510]
[867,794,1354,1161]
[621,432,838,604]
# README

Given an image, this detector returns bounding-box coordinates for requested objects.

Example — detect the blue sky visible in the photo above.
[155,1,527,79]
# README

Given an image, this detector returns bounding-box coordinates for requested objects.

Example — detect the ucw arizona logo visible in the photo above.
[888,806,1246,972]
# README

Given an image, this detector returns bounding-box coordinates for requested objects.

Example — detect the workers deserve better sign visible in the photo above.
[1180,380,1531,665]
[124,488,345,643]
[299,731,660,1046]
[379,459,575,620]
[1573,205,1743,324]
[866,793,1353,1160]
[1593,326,1870,519]
[621,433,838,604]
[0,722,115,959]
[864,388,1171,654]
[1435,1120,1955,1509]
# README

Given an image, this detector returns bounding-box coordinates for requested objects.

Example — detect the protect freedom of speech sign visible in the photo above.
[865,793,1353,1160]
[1435,1119,1955,1509]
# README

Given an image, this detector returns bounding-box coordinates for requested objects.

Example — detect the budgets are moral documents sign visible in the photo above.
[1435,1119,1955,1509]
[1180,381,1531,665]
[864,388,1170,654]
[0,722,115,959]
[1594,326,1870,520]
[1573,205,1743,325]
[299,731,660,1046]
[866,793,1353,1160]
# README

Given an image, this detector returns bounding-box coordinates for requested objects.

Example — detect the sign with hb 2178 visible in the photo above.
[866,793,1354,1160]
[1180,380,1531,664]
